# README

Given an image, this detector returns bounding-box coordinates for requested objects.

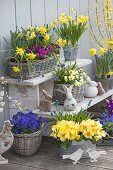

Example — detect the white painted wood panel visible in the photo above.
[57,0,70,16]
[31,0,45,26]
[15,0,31,28]
[45,0,58,24]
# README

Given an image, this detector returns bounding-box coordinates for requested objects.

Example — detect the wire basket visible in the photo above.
[53,83,87,105]
[11,130,42,156]
[7,57,58,80]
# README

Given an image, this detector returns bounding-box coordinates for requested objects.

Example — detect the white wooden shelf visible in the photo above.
[34,89,113,116]
[6,59,92,86]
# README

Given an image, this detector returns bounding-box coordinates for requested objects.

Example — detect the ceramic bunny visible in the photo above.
[38,90,52,112]
[85,81,98,98]
[62,85,77,111]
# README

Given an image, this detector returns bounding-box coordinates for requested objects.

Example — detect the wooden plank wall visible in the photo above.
[0,0,94,128]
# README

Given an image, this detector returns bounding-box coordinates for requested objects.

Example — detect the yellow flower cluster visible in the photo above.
[44,33,50,41]
[51,119,106,143]
[77,15,88,24]
[26,53,36,60]
[80,119,106,141]
[13,66,21,73]
[38,27,47,35]
[16,47,24,56]
[56,38,67,47]
[89,48,107,56]
[106,40,113,49]
[51,120,80,142]
[107,71,113,76]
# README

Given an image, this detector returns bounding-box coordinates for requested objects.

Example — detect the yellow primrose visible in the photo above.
[13,66,21,73]
[38,27,47,34]
[100,48,106,55]
[26,53,36,60]
[107,71,113,76]
[44,34,50,41]
[89,48,96,56]
[16,47,24,56]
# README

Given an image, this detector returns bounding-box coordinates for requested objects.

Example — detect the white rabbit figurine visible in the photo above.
[85,81,98,98]
[62,85,77,111]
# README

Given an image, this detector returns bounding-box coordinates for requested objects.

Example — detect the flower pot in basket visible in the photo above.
[12,130,42,156]
[53,83,87,105]
[63,46,79,61]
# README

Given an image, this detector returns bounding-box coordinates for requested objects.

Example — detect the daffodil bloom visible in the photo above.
[89,48,97,56]
[77,15,88,23]
[35,27,39,33]
[38,27,47,34]
[16,47,24,56]
[29,31,36,40]
[44,34,50,41]
[56,38,67,47]
[67,15,73,21]
[100,48,106,55]
[26,53,36,60]
[27,26,34,31]
[13,66,21,73]
[107,71,113,76]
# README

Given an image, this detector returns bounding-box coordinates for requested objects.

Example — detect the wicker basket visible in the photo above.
[53,83,87,105]
[11,130,42,156]
[7,57,57,80]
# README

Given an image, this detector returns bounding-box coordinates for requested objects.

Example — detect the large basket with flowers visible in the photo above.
[6,26,60,80]
[53,63,90,104]
[11,111,45,156]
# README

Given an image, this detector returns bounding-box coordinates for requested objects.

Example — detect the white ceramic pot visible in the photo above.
[85,81,98,98]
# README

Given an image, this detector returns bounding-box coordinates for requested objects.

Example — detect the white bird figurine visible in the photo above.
[86,148,107,162]
[62,149,84,164]
[0,120,14,164]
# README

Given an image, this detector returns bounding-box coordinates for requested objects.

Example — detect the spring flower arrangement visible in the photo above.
[53,63,90,86]
[89,48,113,79]
[98,98,113,136]
[50,110,106,149]
[53,11,88,47]
[11,111,45,134]
[6,25,60,79]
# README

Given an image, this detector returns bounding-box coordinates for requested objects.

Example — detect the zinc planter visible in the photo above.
[59,140,96,159]
[12,130,42,156]
[109,76,113,89]
[63,46,79,61]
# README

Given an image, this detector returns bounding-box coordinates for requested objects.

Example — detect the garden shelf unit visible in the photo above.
[6,59,92,117]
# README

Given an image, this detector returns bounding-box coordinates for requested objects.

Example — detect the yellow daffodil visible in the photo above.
[67,15,73,21]
[35,27,39,33]
[107,71,113,76]
[56,38,67,47]
[107,40,113,48]
[44,34,50,41]
[16,47,24,56]
[13,66,21,73]
[73,21,77,26]
[26,53,36,60]
[89,48,97,56]
[77,15,88,23]
[29,31,36,40]
[38,27,47,34]
[100,48,106,55]
[27,26,34,31]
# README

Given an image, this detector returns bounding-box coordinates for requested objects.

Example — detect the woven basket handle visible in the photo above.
[6,56,20,66]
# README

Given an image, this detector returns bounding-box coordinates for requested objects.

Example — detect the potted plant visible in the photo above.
[50,110,106,159]
[6,25,60,80]
[53,63,90,104]
[10,111,45,156]
[54,11,88,61]
[89,48,113,91]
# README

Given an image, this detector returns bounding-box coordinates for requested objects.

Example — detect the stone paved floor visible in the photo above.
[1,138,113,170]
